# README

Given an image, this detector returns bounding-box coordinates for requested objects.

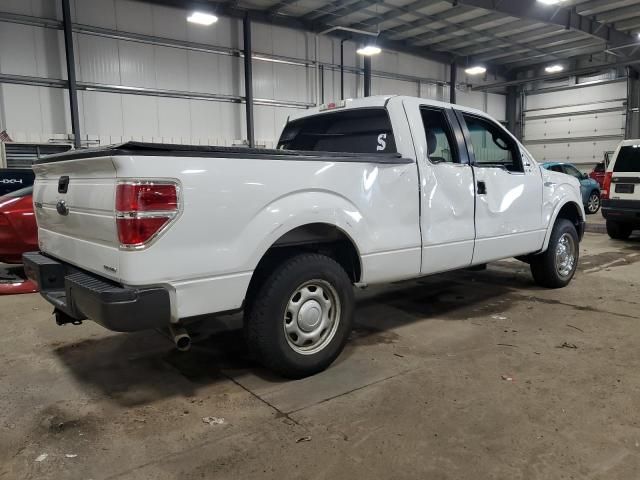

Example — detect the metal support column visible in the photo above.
[61,0,81,148]
[243,13,255,148]
[363,56,371,97]
[449,62,457,104]
[506,85,519,138]
[340,39,346,100]
[319,64,324,104]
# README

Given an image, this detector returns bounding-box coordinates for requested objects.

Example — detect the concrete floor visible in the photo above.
[1,233,639,480]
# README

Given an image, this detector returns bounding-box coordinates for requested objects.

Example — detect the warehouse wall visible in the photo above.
[0,0,507,148]
[523,79,627,167]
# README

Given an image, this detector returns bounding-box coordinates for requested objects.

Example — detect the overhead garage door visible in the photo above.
[523,81,626,168]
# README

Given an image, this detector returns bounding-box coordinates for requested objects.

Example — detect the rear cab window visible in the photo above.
[277,108,397,154]
[613,145,640,172]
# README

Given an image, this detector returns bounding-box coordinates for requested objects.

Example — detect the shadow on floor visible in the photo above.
[51,265,537,407]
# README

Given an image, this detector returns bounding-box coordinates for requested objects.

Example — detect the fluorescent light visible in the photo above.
[545,64,564,73]
[357,45,382,56]
[187,12,218,26]
[537,0,566,5]
[465,66,487,75]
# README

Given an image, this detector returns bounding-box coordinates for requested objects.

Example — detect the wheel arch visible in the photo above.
[244,222,363,307]
[542,200,585,251]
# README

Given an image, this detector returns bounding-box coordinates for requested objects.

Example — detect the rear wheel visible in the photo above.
[245,253,354,378]
[586,191,600,215]
[530,219,579,289]
[606,220,632,240]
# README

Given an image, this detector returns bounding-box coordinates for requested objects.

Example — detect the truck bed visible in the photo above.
[36,141,412,165]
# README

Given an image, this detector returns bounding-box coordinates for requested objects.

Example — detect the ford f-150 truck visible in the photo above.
[24,96,585,378]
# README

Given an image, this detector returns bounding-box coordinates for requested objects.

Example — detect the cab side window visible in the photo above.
[420,108,459,164]
[462,114,523,172]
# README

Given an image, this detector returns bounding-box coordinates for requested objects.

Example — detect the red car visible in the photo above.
[589,161,606,188]
[0,186,37,263]
[0,186,38,294]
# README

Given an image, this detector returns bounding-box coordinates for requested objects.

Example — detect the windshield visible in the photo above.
[4,186,33,198]
[614,145,640,172]
[277,108,396,153]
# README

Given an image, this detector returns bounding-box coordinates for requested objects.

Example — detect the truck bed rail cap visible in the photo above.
[35,141,413,165]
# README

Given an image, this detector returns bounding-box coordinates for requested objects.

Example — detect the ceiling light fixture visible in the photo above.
[465,66,487,75]
[357,45,382,56]
[537,0,567,5]
[545,64,565,73]
[187,12,218,26]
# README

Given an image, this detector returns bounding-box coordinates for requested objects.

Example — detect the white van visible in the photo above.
[602,139,640,239]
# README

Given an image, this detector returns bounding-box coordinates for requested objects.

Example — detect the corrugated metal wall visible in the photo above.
[523,80,627,167]
[0,0,507,148]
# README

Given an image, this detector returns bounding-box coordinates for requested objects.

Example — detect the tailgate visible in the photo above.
[32,156,120,280]
[611,145,640,201]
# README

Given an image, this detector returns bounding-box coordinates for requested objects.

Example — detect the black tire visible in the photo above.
[585,191,601,215]
[244,253,354,379]
[530,219,579,289]
[606,220,632,240]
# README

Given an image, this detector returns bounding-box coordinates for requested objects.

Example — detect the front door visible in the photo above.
[456,111,545,264]
[404,101,476,275]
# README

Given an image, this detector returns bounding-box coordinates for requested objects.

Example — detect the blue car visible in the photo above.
[542,162,601,215]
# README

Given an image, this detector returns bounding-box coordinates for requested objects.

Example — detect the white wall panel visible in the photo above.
[0,23,39,76]
[121,94,158,140]
[73,0,117,28]
[0,84,69,140]
[487,93,506,122]
[158,97,191,143]
[118,41,156,88]
[151,5,188,41]
[76,34,121,84]
[154,46,189,91]
[81,90,124,138]
[1,0,60,18]
[114,0,154,35]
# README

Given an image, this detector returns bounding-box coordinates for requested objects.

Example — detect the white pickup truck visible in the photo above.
[24,96,585,378]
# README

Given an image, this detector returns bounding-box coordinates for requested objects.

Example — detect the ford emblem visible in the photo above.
[56,200,69,216]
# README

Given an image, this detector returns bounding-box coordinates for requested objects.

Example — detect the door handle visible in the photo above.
[477,181,487,195]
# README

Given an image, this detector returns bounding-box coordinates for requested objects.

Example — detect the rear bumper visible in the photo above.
[602,199,640,226]
[23,252,171,332]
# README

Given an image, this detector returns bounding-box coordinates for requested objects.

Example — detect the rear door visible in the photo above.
[610,144,640,202]
[403,100,476,274]
[456,111,545,264]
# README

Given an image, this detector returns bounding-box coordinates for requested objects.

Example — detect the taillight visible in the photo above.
[115,181,179,248]
[601,172,613,200]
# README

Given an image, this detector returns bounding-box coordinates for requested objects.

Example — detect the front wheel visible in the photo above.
[245,253,354,378]
[585,191,601,215]
[530,219,579,289]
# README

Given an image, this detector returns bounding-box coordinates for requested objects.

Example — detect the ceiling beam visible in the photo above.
[304,0,379,23]
[453,0,640,56]
[472,56,640,91]
[353,0,446,30]
[446,25,564,56]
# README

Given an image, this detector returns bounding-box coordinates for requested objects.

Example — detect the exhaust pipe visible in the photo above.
[169,324,191,352]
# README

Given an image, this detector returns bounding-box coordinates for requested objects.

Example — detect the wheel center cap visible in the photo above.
[298,300,322,332]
